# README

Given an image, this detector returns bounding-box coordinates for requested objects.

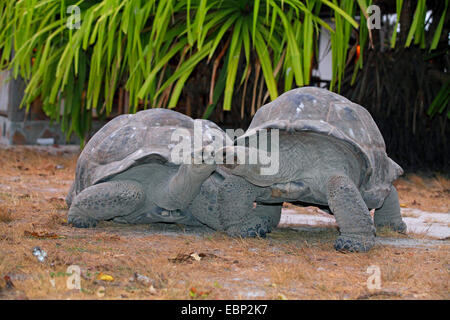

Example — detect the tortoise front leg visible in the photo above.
[374,186,407,233]
[68,180,145,228]
[327,175,376,252]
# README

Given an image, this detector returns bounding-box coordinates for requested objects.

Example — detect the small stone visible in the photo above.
[32,246,47,263]
[149,285,157,294]
[190,253,201,261]
[134,273,152,285]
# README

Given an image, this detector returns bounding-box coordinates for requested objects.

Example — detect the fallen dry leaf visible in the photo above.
[189,287,210,298]
[278,293,287,300]
[3,276,15,289]
[0,275,28,300]
[169,252,223,264]
[24,230,66,239]
[14,165,29,171]
[97,273,114,282]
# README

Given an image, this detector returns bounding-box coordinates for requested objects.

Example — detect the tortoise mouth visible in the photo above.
[146,207,187,222]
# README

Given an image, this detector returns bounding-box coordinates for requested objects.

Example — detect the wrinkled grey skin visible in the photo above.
[66,109,278,237]
[222,87,407,252]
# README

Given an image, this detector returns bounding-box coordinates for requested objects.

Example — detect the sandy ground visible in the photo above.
[281,207,449,240]
[0,146,448,300]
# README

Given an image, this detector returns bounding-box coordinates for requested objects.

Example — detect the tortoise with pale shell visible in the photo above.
[66,108,278,237]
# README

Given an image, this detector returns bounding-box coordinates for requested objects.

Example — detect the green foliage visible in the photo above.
[387,0,449,119]
[0,0,447,142]
[427,79,450,119]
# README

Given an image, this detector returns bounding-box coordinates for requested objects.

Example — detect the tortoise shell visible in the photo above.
[239,87,403,199]
[69,108,227,200]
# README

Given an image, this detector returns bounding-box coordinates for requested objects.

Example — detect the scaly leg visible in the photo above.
[217,175,271,238]
[68,180,145,228]
[327,175,376,252]
[374,186,407,233]
[254,203,282,229]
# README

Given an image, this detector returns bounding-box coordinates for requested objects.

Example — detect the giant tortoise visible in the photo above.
[221,87,406,252]
[66,108,278,237]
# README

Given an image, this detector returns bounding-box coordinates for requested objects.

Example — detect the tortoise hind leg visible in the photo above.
[254,203,282,230]
[327,175,376,252]
[374,186,407,233]
[68,180,145,228]
[217,175,271,238]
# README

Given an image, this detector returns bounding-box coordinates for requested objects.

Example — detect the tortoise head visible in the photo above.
[218,145,281,187]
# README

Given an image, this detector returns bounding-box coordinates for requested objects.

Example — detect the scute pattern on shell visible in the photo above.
[241,87,403,193]
[70,108,226,200]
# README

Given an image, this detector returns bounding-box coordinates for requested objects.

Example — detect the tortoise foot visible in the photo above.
[226,216,270,239]
[68,210,98,228]
[334,234,375,253]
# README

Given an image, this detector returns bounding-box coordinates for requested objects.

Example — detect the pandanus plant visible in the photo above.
[0,0,447,144]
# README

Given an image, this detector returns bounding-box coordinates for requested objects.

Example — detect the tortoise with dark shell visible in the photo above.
[222,87,406,252]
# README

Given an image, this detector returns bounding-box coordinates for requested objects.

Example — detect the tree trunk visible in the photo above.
[399,0,414,45]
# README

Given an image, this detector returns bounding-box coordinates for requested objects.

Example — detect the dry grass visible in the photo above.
[374,226,409,239]
[0,146,449,300]
[394,174,450,213]
[0,204,14,224]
